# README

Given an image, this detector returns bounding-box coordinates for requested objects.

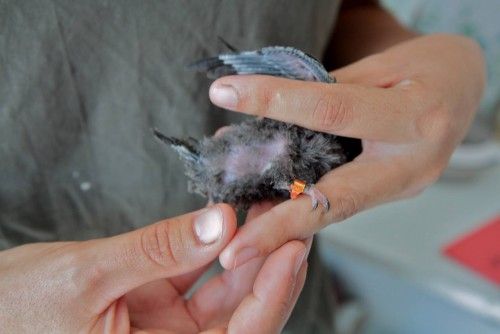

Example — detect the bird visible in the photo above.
[154,46,361,211]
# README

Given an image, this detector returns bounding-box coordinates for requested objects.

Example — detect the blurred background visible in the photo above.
[319,1,500,333]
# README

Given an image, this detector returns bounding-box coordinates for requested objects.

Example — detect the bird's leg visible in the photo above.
[274,180,330,211]
[303,184,330,211]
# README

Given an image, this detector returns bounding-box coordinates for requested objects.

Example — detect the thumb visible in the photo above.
[79,204,236,303]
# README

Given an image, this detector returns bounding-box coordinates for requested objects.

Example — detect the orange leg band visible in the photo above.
[290,179,307,200]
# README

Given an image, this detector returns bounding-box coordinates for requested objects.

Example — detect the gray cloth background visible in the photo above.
[0,1,341,332]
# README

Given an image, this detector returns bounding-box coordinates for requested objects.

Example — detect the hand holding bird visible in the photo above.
[208,35,485,269]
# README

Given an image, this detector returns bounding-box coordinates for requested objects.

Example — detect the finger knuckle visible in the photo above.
[400,158,448,199]
[78,262,107,296]
[329,191,361,223]
[422,159,448,187]
[17,244,109,315]
[276,298,292,321]
[257,87,283,117]
[65,243,107,296]
[399,177,429,199]
[276,278,295,319]
[139,221,181,269]
[312,94,350,132]
[414,98,453,141]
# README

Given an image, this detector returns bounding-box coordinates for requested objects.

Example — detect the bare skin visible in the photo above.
[0,203,311,333]
[208,7,486,269]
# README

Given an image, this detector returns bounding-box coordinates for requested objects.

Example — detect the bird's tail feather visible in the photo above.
[217,36,239,52]
[153,128,200,163]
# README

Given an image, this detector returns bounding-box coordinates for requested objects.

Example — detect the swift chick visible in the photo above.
[155,46,361,210]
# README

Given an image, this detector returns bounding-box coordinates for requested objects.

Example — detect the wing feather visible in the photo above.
[189,46,335,83]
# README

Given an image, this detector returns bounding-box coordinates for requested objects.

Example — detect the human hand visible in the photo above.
[0,204,310,333]
[207,34,486,269]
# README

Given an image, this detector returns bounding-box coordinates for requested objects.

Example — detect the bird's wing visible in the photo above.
[189,46,335,83]
[153,129,199,163]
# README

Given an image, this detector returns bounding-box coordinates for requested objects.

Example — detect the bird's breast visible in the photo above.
[217,135,289,184]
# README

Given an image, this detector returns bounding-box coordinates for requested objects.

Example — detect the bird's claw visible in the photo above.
[311,198,319,211]
[304,184,330,212]
[287,180,330,212]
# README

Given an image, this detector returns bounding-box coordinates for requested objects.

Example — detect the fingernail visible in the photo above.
[194,207,223,245]
[293,248,307,276]
[233,247,259,268]
[219,248,233,269]
[210,83,238,109]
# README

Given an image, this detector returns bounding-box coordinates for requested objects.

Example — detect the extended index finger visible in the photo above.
[209,76,417,142]
[218,151,435,270]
